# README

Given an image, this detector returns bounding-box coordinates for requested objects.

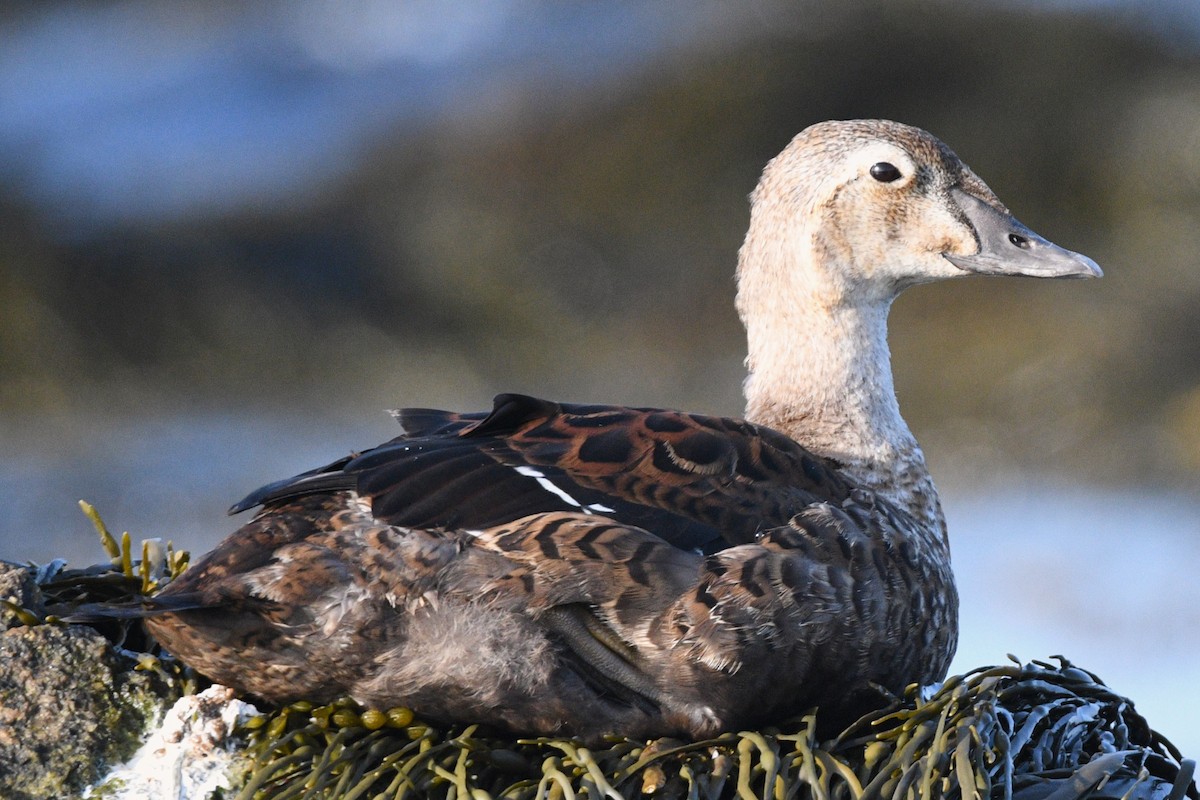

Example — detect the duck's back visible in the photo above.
[144,393,958,739]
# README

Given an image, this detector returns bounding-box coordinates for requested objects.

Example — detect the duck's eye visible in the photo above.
[869,162,902,182]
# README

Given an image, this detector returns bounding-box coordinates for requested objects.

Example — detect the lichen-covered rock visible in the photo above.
[89,685,257,799]
[0,623,170,800]
[0,561,44,629]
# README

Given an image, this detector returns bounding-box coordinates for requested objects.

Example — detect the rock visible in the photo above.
[0,561,44,629]
[88,685,258,799]
[0,623,171,800]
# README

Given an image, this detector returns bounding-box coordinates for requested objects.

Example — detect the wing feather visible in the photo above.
[232,394,855,555]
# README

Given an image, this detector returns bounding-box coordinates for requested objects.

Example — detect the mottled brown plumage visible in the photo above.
[143,120,1099,741]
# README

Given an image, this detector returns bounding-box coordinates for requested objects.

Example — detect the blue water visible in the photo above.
[945,484,1200,760]
[0,1,719,232]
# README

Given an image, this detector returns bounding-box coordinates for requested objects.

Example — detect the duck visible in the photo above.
[140,119,1100,741]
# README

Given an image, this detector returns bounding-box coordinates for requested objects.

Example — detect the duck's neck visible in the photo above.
[739,263,946,540]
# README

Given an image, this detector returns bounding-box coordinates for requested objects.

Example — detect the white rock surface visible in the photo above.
[87,685,260,800]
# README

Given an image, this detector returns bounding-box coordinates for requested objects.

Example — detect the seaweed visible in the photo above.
[230,659,1196,800]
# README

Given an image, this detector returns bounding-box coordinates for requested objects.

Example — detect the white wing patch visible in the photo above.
[513,466,615,515]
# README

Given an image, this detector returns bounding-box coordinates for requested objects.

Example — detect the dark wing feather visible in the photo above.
[231,393,854,555]
[228,455,357,514]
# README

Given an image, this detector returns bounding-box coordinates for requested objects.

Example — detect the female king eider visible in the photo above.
[141,120,1100,740]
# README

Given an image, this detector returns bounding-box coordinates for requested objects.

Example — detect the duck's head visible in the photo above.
[738,119,1100,309]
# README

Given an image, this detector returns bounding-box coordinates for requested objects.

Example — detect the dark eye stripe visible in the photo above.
[870,162,902,183]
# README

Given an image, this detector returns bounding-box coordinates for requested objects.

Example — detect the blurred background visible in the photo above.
[1,0,1197,753]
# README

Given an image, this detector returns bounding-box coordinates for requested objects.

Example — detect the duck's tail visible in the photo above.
[53,593,213,623]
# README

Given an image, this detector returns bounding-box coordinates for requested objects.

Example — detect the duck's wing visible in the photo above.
[230,393,856,555]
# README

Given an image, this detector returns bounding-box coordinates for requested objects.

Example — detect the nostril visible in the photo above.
[1008,233,1030,249]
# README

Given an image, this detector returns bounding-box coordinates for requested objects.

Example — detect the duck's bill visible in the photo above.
[943,189,1102,279]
